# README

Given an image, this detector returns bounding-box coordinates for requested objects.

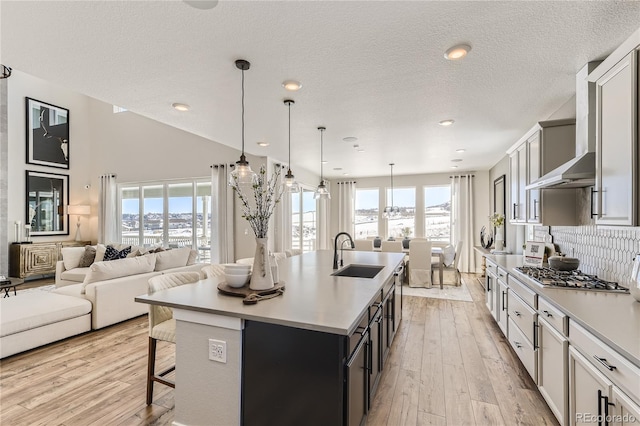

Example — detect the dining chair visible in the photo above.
[380,240,403,253]
[432,241,463,286]
[146,271,200,405]
[409,240,432,288]
[201,264,225,280]
[354,239,374,251]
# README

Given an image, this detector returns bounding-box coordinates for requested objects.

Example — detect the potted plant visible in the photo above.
[489,213,505,251]
[401,226,412,249]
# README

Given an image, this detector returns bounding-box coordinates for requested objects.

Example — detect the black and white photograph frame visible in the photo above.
[26,170,69,236]
[26,97,70,169]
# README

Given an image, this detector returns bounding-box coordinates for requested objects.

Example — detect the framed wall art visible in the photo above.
[26,170,69,236]
[26,97,70,169]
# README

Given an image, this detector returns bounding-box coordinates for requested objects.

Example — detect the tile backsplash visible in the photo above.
[550,225,640,285]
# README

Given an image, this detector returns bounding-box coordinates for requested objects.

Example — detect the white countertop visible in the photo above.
[136,250,405,336]
[485,254,640,368]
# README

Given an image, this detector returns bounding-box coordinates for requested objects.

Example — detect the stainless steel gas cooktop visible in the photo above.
[514,266,629,293]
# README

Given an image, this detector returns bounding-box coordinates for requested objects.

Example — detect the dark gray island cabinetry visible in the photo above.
[136,250,405,426]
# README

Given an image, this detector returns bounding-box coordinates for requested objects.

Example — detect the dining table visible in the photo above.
[373,246,444,289]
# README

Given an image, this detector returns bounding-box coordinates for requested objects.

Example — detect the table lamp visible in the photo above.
[68,205,90,241]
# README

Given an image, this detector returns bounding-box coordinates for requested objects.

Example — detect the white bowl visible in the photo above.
[224,273,250,288]
[223,263,251,272]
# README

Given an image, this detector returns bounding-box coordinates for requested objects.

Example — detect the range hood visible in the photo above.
[526,62,600,190]
[525,151,595,189]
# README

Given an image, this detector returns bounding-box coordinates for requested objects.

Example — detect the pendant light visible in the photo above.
[314,126,330,200]
[283,99,300,192]
[228,59,257,186]
[383,163,400,218]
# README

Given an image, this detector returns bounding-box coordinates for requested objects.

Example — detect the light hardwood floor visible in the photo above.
[0,274,558,426]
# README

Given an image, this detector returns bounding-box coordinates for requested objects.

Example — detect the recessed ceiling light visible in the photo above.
[183,0,218,10]
[456,149,466,153]
[343,173,349,176]
[256,141,269,147]
[451,165,459,169]
[333,167,343,171]
[444,44,471,60]
[172,103,190,112]
[343,136,358,142]
[439,119,455,126]
[451,158,463,162]
[322,160,328,164]
[357,149,365,153]
[282,80,302,91]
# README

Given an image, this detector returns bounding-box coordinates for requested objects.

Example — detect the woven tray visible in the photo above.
[217,281,285,298]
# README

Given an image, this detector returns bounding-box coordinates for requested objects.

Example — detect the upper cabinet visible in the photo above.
[590,47,639,226]
[507,120,578,226]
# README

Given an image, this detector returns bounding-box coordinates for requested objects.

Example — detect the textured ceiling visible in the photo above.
[2,1,640,178]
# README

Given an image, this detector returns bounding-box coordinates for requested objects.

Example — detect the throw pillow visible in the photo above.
[103,245,132,261]
[78,245,97,267]
[95,244,107,262]
[187,249,198,265]
[126,249,142,258]
[61,247,86,271]
[154,246,191,271]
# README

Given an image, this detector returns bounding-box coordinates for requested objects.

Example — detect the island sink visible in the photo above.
[332,264,385,279]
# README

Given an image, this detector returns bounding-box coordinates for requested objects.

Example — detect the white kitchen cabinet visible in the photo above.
[496,278,508,336]
[538,316,568,426]
[509,143,527,223]
[569,346,613,426]
[611,386,640,426]
[593,49,638,226]
[507,119,578,226]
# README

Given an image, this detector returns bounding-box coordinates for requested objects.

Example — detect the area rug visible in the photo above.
[401,278,473,302]
[15,284,56,295]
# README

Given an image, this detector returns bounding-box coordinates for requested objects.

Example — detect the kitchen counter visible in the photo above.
[136,250,405,426]
[136,250,404,335]
[485,254,640,368]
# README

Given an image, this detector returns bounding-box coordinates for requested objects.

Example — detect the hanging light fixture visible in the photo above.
[314,126,330,200]
[283,99,300,192]
[383,163,400,218]
[228,59,257,186]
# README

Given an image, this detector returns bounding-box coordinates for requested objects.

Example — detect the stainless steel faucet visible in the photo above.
[333,232,355,269]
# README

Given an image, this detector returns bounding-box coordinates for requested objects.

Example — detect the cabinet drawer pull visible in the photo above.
[542,310,552,317]
[533,199,539,219]
[512,310,521,317]
[533,322,539,350]
[593,356,617,371]
[590,187,599,218]
[501,291,506,311]
[513,203,517,219]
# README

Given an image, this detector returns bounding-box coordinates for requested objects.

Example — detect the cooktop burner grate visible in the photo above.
[514,266,629,293]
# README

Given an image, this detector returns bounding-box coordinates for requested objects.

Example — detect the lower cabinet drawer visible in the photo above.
[508,317,537,382]
[538,297,567,336]
[569,320,640,402]
[508,291,536,344]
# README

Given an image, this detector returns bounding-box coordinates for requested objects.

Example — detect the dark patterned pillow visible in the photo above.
[78,245,97,267]
[103,245,132,261]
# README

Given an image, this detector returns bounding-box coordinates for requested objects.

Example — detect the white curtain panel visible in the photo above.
[317,196,330,250]
[98,174,117,244]
[274,189,293,253]
[337,181,356,236]
[451,174,476,273]
[211,164,234,264]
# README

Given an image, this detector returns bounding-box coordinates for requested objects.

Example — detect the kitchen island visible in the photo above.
[136,250,405,426]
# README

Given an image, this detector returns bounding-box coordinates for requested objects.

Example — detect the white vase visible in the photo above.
[250,237,274,291]
[494,228,504,251]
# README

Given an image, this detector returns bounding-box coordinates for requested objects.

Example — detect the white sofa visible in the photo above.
[53,246,205,330]
[0,292,92,359]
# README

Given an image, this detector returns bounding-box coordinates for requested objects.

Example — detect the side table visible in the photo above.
[0,278,24,297]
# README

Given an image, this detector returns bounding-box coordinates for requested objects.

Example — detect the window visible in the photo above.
[355,189,379,239]
[386,187,415,239]
[291,188,317,252]
[424,186,451,242]
[119,179,212,261]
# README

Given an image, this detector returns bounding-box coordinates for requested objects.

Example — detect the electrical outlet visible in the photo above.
[208,339,227,363]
